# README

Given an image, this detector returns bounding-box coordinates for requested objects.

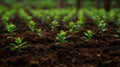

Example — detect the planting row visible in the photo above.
[1,8,120,52]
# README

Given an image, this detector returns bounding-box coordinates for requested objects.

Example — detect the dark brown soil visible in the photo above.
[0,13,120,67]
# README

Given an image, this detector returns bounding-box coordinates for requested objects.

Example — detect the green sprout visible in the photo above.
[108,10,116,21]
[78,15,84,22]
[56,30,67,44]
[63,15,71,22]
[10,37,27,51]
[2,15,9,21]
[51,20,59,31]
[46,16,51,21]
[98,20,107,32]
[116,18,120,27]
[67,22,76,32]
[2,15,9,25]
[6,23,16,36]
[54,15,60,21]
[28,20,36,31]
[99,9,107,20]
[19,9,32,21]
[76,18,84,30]
[2,9,16,25]
[83,30,95,41]
[93,15,101,22]
[63,16,69,22]
[36,28,42,36]
[114,28,120,38]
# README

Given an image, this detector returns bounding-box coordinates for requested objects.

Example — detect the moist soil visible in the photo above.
[0,13,120,67]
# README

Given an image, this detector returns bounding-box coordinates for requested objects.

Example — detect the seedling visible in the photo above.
[67,22,76,32]
[46,16,51,21]
[116,18,120,27]
[2,15,9,25]
[54,15,60,21]
[64,10,75,21]
[2,9,16,24]
[50,20,59,31]
[83,30,95,41]
[78,15,84,22]
[93,15,100,22]
[19,9,32,21]
[6,23,16,36]
[99,9,107,20]
[10,37,27,51]
[28,20,36,31]
[36,28,42,36]
[63,15,71,22]
[92,15,101,22]
[56,30,67,45]
[114,28,120,38]
[76,17,84,30]
[98,20,107,32]
[108,10,116,21]
[63,16,69,22]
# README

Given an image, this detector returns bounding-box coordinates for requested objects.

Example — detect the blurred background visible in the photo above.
[0,0,118,9]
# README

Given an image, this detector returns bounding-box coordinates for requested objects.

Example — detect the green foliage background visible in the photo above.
[0,0,117,8]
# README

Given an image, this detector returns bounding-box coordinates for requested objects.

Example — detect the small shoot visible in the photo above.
[99,9,107,20]
[63,16,69,22]
[76,16,84,30]
[56,30,67,45]
[114,28,120,38]
[83,30,95,41]
[108,10,116,21]
[54,15,60,21]
[36,28,42,36]
[10,37,27,51]
[67,22,76,32]
[28,20,36,31]
[6,23,16,36]
[51,20,59,31]
[2,15,9,25]
[93,15,101,22]
[19,9,32,21]
[116,18,120,27]
[46,16,51,21]
[98,20,107,32]
[63,15,71,22]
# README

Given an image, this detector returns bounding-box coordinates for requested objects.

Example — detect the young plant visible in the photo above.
[50,20,59,31]
[108,10,116,21]
[28,20,36,31]
[56,30,67,44]
[36,28,42,36]
[83,30,95,41]
[98,20,107,32]
[116,18,120,27]
[76,17,84,30]
[93,15,101,22]
[2,15,9,25]
[63,15,71,22]
[114,28,120,38]
[46,16,51,21]
[19,9,32,21]
[2,9,16,25]
[6,23,16,36]
[67,22,76,32]
[54,15,60,21]
[10,37,27,51]
[99,9,107,20]
[63,16,68,22]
